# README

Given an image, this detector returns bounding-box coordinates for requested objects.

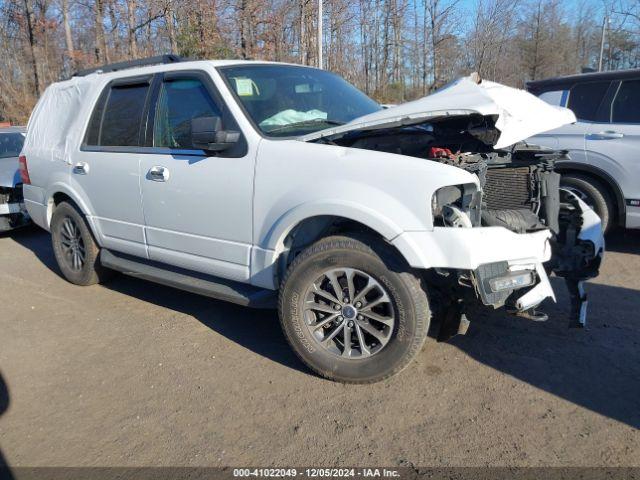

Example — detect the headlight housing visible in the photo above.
[432,183,481,227]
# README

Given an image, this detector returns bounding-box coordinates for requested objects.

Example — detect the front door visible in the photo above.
[139,71,255,282]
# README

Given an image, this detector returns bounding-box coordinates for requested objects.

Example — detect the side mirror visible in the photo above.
[191,116,240,153]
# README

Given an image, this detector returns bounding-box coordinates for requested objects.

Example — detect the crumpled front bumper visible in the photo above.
[393,196,604,316]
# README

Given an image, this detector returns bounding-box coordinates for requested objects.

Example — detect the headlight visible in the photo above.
[432,183,481,227]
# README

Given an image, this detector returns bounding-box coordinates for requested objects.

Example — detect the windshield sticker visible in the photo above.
[235,78,255,97]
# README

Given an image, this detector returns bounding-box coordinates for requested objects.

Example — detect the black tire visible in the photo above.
[278,235,431,383]
[561,173,614,234]
[51,201,113,286]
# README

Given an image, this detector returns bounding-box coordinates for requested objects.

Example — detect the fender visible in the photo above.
[250,199,419,290]
[262,199,406,254]
[555,160,626,226]
[44,181,101,240]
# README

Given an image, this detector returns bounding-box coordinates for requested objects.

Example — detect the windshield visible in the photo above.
[219,65,382,137]
[0,133,24,159]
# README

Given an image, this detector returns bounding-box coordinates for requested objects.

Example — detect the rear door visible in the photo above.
[529,81,614,165]
[139,70,255,282]
[585,78,640,227]
[72,76,152,258]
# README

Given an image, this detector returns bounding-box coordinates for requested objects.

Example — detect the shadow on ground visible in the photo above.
[8,227,640,430]
[0,371,14,478]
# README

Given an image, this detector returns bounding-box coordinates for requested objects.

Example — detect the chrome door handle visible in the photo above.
[72,162,89,174]
[147,166,170,182]
[587,131,624,140]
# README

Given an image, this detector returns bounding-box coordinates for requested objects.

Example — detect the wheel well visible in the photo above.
[48,193,82,226]
[557,167,624,226]
[52,192,72,206]
[277,215,395,281]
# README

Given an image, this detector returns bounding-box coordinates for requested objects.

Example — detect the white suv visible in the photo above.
[21,57,603,383]
[527,69,640,233]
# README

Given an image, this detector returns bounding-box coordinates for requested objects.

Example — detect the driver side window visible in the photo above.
[153,78,222,149]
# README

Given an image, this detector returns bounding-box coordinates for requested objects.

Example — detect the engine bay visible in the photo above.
[314,113,603,327]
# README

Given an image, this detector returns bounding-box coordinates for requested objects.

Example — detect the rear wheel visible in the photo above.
[561,173,614,234]
[278,235,431,383]
[51,201,112,285]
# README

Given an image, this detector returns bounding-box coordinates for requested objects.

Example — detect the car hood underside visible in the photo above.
[299,75,576,149]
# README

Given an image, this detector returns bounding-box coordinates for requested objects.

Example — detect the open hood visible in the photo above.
[299,76,576,149]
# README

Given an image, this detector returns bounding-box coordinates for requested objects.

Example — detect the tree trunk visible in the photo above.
[22,0,40,97]
[95,0,109,63]
[166,1,178,53]
[61,0,74,68]
[127,0,139,59]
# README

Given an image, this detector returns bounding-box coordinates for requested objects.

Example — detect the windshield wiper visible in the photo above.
[266,119,345,134]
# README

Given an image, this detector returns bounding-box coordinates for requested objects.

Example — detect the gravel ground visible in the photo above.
[0,226,638,468]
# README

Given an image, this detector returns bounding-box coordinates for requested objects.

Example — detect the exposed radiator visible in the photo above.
[484,167,533,210]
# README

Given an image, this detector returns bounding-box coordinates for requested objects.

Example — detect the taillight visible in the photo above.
[18,155,31,185]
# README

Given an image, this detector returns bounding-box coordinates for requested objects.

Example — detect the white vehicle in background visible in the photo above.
[21,57,603,383]
[527,69,640,233]
[0,126,30,232]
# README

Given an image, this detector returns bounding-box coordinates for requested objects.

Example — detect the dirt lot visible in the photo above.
[0,226,638,468]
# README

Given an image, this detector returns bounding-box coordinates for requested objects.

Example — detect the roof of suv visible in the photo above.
[69,59,313,84]
[526,68,640,94]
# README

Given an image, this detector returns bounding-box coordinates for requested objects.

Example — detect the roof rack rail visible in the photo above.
[73,54,185,77]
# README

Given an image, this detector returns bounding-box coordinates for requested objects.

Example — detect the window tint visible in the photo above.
[86,82,150,147]
[153,78,222,149]
[85,92,106,146]
[567,81,610,121]
[612,80,640,124]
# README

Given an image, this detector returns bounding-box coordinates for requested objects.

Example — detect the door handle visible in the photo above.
[586,131,624,140]
[72,162,89,174]
[147,166,170,182]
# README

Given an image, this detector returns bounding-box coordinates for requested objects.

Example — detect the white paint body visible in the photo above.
[22,61,586,310]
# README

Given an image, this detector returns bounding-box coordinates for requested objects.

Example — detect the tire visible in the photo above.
[51,201,112,286]
[278,235,431,383]
[561,174,614,234]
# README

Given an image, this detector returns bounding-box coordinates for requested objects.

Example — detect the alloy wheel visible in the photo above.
[303,268,395,359]
[59,216,86,271]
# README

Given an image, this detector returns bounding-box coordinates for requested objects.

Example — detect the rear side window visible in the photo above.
[153,78,222,149]
[85,81,150,147]
[612,80,640,124]
[567,81,610,121]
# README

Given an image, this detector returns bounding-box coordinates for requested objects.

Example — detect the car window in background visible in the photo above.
[0,133,25,159]
[86,82,150,147]
[154,78,222,149]
[567,81,610,121]
[219,65,381,137]
[611,80,640,124]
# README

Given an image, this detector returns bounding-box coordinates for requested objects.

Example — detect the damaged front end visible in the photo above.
[316,113,604,329]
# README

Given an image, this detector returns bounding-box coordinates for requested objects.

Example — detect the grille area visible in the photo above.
[484,167,532,210]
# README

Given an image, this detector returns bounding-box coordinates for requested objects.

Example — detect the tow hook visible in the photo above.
[566,279,588,328]
[509,308,549,322]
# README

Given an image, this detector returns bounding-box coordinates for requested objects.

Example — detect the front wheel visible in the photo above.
[278,235,431,383]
